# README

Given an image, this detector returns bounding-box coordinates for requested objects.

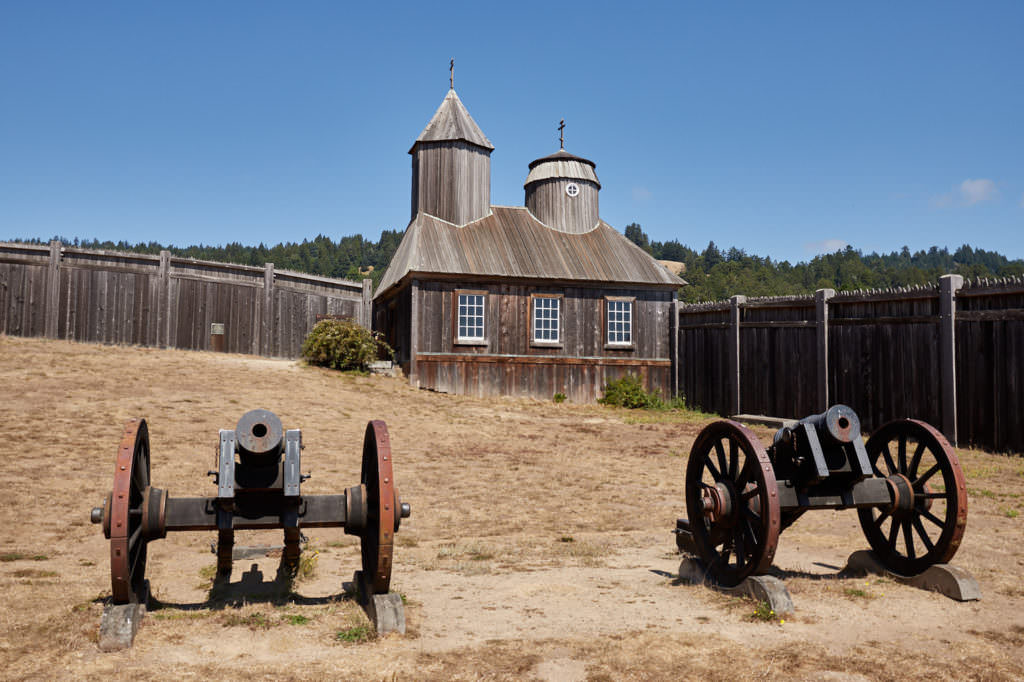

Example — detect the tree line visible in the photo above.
[623,223,1024,303]
[14,224,1023,302]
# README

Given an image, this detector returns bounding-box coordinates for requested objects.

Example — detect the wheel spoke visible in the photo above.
[908,441,926,476]
[902,519,915,559]
[714,441,728,481]
[735,461,751,491]
[912,516,935,552]
[728,439,739,479]
[920,508,946,528]
[897,436,908,474]
[734,531,746,568]
[886,517,900,550]
[705,455,721,481]
[741,488,759,502]
[880,445,898,476]
[913,463,941,488]
[917,491,949,500]
[873,508,892,529]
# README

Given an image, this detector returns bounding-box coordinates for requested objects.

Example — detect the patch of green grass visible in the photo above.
[336,624,375,644]
[12,568,58,578]
[1,552,48,562]
[1003,508,1019,519]
[747,601,777,622]
[296,549,319,580]
[285,614,310,625]
[843,587,874,599]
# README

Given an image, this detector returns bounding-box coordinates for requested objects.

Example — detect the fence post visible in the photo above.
[670,295,679,400]
[45,240,61,338]
[939,274,963,446]
[262,263,275,357]
[361,278,373,329]
[729,295,746,415]
[815,288,835,411]
[158,251,170,347]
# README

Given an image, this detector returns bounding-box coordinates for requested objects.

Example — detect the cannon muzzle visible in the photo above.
[235,408,284,466]
[799,404,861,444]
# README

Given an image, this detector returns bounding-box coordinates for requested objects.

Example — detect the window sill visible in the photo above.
[455,339,488,347]
[604,343,635,351]
[530,341,563,349]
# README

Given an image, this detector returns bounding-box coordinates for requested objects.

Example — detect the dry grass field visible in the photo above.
[1,334,1023,680]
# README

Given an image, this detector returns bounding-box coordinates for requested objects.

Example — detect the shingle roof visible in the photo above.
[409,89,494,153]
[524,149,601,188]
[375,206,685,298]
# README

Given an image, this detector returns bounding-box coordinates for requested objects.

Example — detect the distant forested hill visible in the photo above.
[13,223,1023,301]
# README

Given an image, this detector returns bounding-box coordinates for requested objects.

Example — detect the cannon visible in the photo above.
[675,405,967,586]
[90,409,411,606]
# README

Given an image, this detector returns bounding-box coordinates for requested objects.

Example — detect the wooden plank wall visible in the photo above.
[676,277,1024,453]
[0,242,368,359]
[740,298,818,419]
[411,141,491,225]
[828,289,942,434]
[677,303,731,415]
[955,278,1024,453]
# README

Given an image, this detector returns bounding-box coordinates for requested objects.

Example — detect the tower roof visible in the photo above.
[409,89,494,153]
[524,149,600,189]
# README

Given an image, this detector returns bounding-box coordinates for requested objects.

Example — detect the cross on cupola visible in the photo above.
[558,119,565,150]
[449,58,454,89]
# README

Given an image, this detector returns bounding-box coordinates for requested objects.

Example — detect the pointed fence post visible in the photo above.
[939,274,963,445]
[729,295,746,415]
[262,263,275,357]
[361,278,373,329]
[815,288,835,411]
[670,296,679,400]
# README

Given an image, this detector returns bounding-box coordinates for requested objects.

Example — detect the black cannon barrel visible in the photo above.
[799,404,861,444]
[235,408,284,466]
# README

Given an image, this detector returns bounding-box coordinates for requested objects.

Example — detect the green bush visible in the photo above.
[598,374,666,409]
[300,319,393,372]
[553,392,567,403]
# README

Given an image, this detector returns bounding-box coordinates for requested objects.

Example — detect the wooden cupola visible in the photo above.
[409,87,494,226]
[524,148,601,234]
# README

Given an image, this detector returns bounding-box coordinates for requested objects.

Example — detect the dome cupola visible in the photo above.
[524,122,600,233]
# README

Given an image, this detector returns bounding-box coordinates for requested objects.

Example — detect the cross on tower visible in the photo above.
[449,59,454,89]
[558,119,565,150]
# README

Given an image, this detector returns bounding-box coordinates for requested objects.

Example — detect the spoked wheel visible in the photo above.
[685,420,781,587]
[857,419,967,575]
[109,419,152,604]
[360,420,396,594]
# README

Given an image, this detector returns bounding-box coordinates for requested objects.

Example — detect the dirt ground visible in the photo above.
[1,334,1023,681]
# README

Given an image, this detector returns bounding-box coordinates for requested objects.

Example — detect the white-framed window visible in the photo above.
[456,291,486,342]
[605,297,633,346]
[531,295,561,344]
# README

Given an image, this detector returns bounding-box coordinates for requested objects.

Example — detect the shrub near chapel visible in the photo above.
[301,319,392,372]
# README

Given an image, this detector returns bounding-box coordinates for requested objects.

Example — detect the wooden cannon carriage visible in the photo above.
[675,405,968,586]
[90,409,411,607]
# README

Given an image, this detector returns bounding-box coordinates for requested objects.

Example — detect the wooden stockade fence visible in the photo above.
[0,241,372,359]
[674,274,1024,454]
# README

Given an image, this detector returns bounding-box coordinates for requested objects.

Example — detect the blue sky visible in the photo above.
[1,2,1021,264]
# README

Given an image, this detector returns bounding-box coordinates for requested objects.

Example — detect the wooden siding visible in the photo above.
[0,242,369,359]
[381,277,673,401]
[375,206,684,296]
[417,355,670,403]
[677,303,731,415]
[411,141,491,225]
[525,178,600,234]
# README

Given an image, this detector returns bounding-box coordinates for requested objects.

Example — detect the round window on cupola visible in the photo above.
[565,183,580,197]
